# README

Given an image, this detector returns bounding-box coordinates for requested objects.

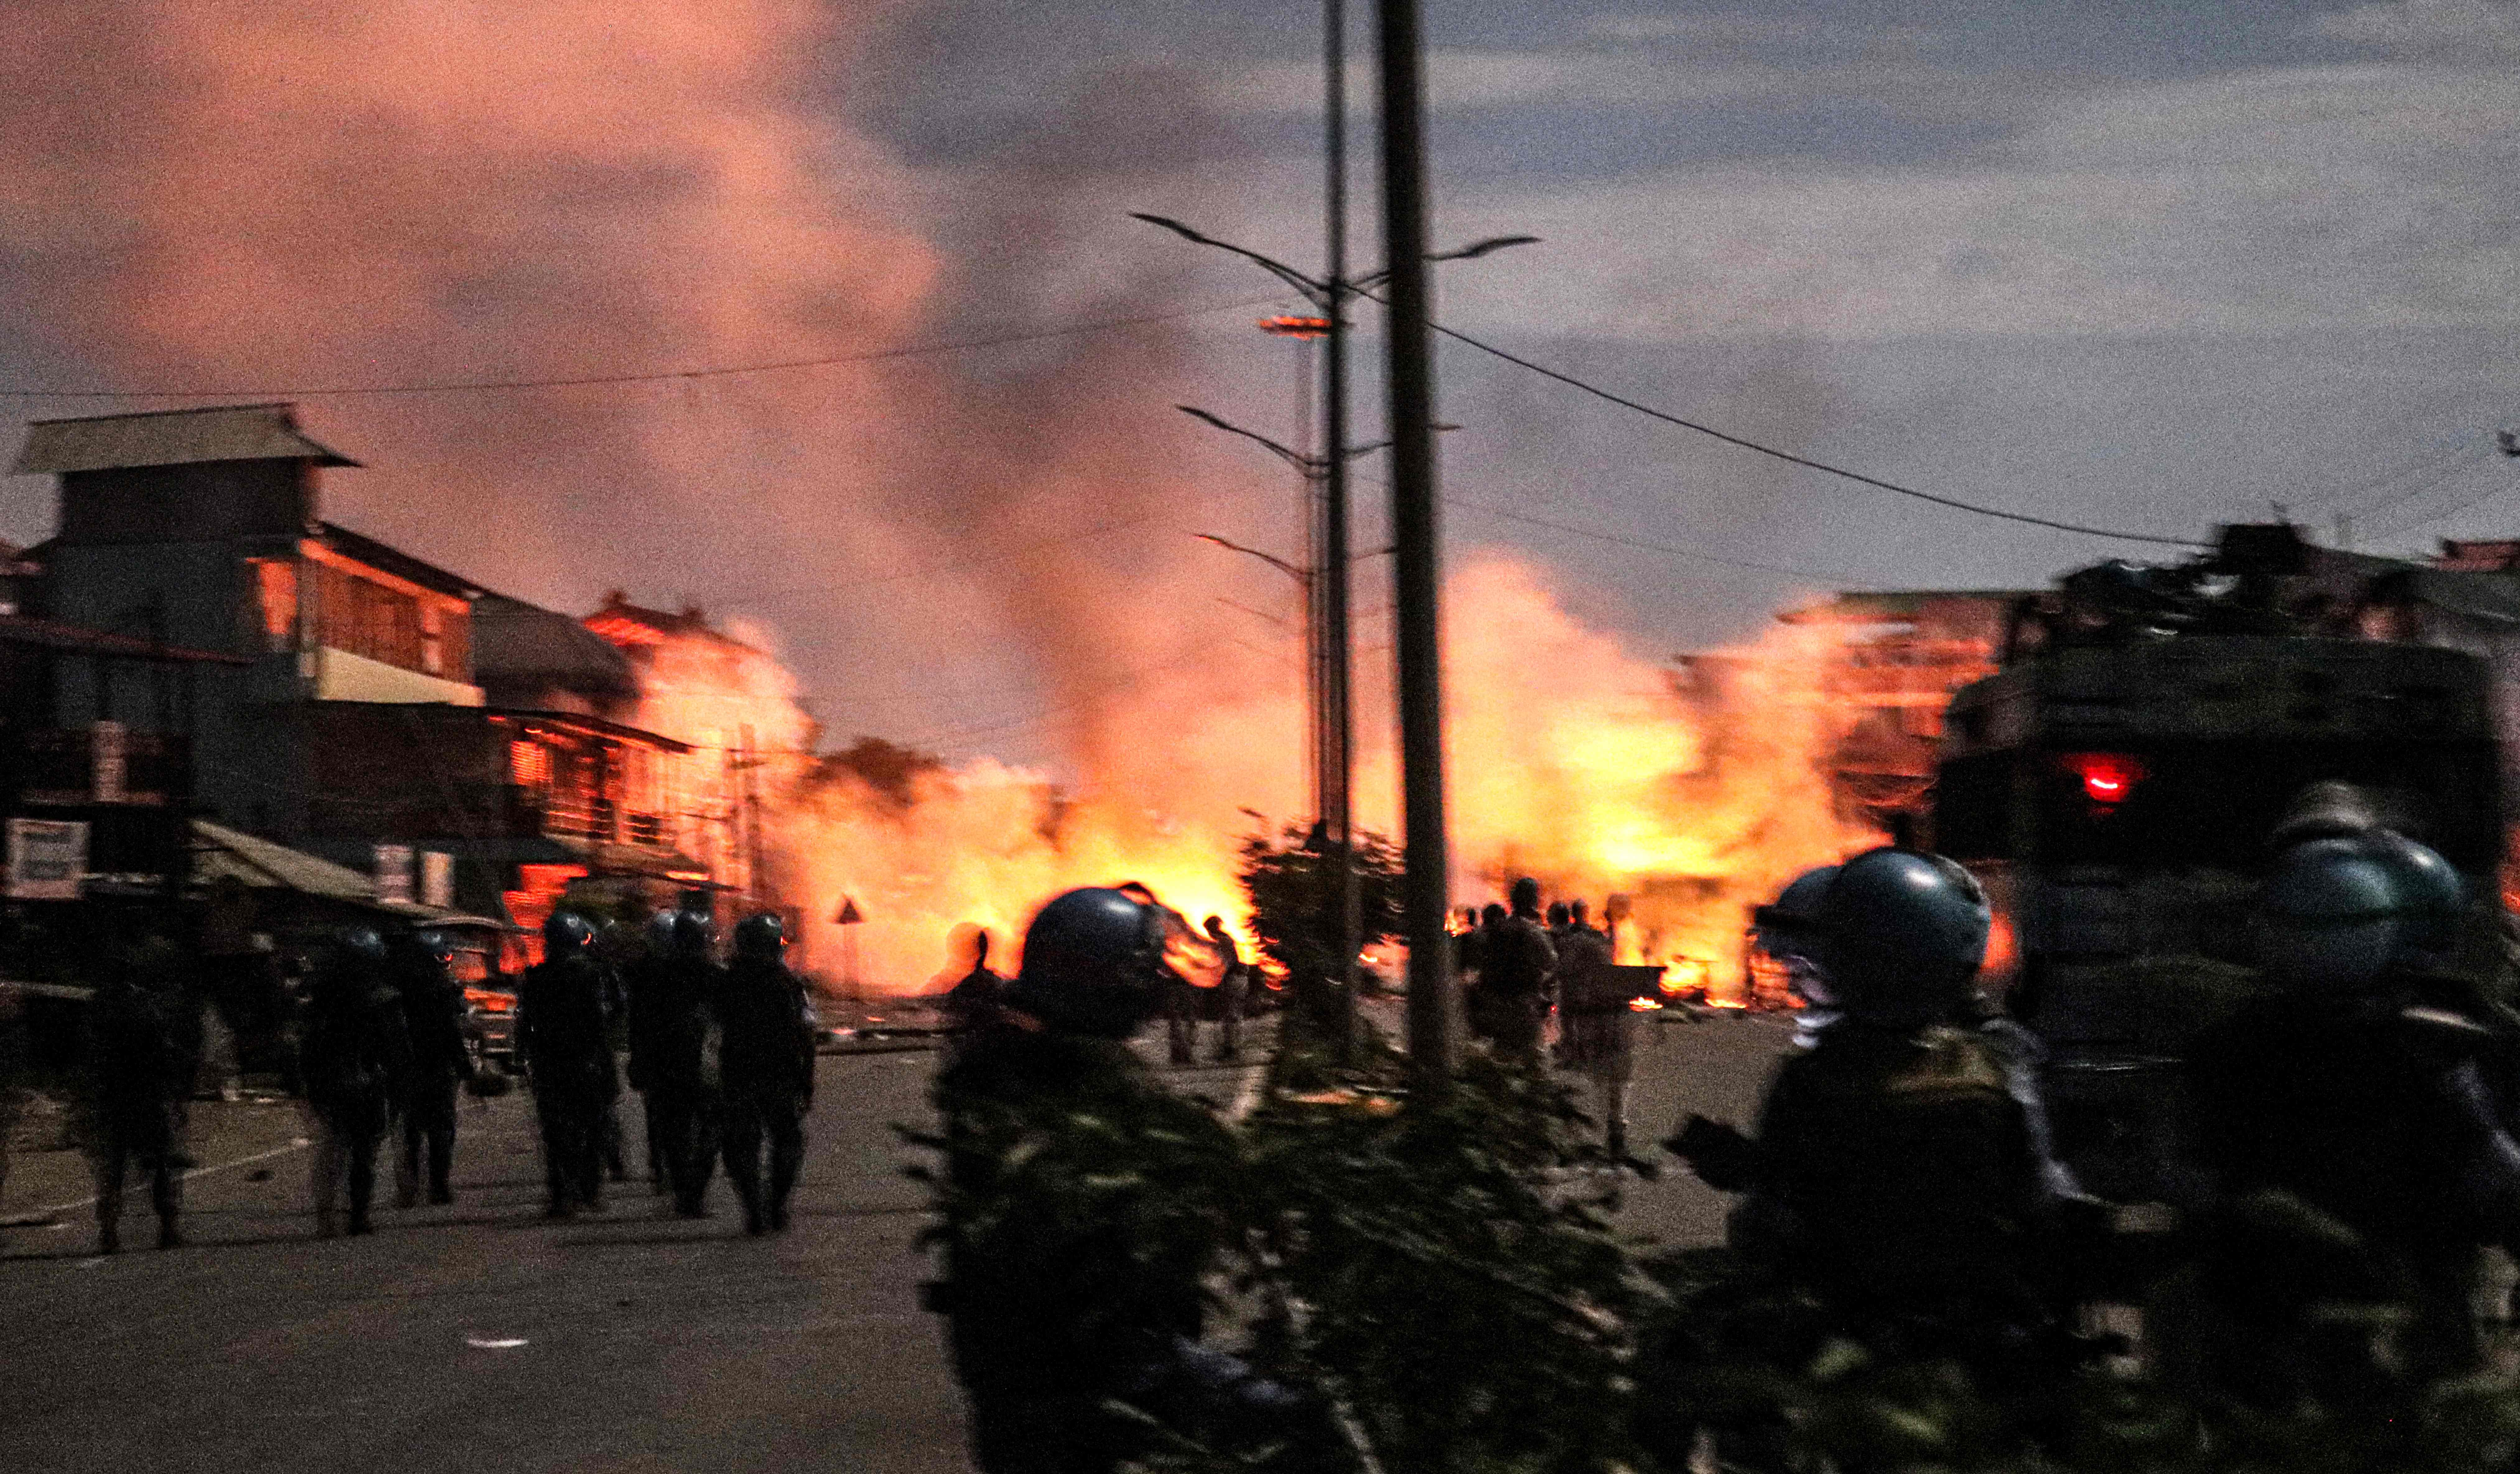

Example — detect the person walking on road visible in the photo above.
[520,910,618,1219]
[1477,879,1557,1064]
[82,934,199,1253]
[1204,916,1247,1064]
[1551,900,1633,1160]
[628,909,722,1217]
[938,924,1007,1070]
[716,914,815,1235]
[390,928,474,1208]
[298,928,407,1238]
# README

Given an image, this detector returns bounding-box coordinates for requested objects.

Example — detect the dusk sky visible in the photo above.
[2,0,2514,772]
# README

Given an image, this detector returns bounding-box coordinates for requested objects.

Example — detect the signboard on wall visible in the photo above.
[91,721,126,804]
[374,844,414,904]
[7,819,88,901]
[421,850,454,910]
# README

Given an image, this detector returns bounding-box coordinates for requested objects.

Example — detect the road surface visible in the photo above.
[0,1007,1790,1472]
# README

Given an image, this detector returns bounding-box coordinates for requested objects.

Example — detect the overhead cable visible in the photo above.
[1445,494,1856,581]
[0,295,1282,400]
[1407,310,2206,548]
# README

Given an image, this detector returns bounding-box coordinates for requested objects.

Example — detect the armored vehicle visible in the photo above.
[1929,533,2506,1199]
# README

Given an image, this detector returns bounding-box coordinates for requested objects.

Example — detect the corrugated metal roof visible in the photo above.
[192,820,377,901]
[318,522,481,600]
[473,594,637,698]
[10,403,359,475]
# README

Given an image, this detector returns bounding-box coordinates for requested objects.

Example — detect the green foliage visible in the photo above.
[1223,1041,1647,1474]
[1237,820,1403,1033]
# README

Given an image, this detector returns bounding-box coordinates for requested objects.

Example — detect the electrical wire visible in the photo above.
[2294,434,2484,516]
[1403,309,2206,548]
[1445,493,1857,582]
[0,294,1283,400]
[2364,459,2518,541]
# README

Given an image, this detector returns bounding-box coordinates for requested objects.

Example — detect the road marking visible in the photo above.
[18,1138,313,1219]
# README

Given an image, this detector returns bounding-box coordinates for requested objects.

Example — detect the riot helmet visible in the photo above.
[668,909,713,959]
[734,913,786,961]
[2249,837,2401,992]
[2270,780,2381,850]
[2360,829,2464,965]
[543,910,597,956]
[337,926,388,964]
[642,908,680,955]
[1005,887,1170,1038]
[1813,848,1990,1028]
[413,929,455,964]
[1509,877,1542,916]
[1753,864,1841,1009]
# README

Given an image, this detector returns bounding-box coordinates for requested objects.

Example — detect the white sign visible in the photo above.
[91,721,126,804]
[374,844,414,904]
[7,819,88,901]
[421,850,454,910]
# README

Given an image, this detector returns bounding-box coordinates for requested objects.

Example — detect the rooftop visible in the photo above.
[10,403,359,475]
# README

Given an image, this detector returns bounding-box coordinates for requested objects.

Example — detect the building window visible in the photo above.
[511,739,551,788]
[246,558,298,652]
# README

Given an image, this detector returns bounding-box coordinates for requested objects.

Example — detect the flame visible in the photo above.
[591,553,1895,999]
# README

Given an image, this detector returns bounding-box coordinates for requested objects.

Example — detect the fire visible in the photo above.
[586,552,1884,1000]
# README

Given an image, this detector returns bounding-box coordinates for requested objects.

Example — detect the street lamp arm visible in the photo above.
[1177,405,1316,472]
[1193,532,1311,586]
[1345,235,1542,293]
[1131,213,1331,303]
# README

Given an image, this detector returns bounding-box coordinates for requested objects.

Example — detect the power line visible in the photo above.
[1445,493,1856,581]
[0,294,1282,400]
[1411,311,2206,548]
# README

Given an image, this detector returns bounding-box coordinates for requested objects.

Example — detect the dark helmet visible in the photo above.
[1814,848,1990,1027]
[669,910,713,958]
[2360,830,2465,960]
[1006,887,1169,1038]
[1546,901,1570,929]
[2251,837,2401,991]
[1752,864,1840,964]
[734,913,786,961]
[642,909,679,954]
[2270,780,2381,850]
[413,928,454,962]
[337,926,388,964]
[543,910,596,956]
[1509,877,1542,915]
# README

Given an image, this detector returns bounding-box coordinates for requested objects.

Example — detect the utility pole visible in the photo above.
[1321,0,1361,1064]
[1376,0,1455,1090]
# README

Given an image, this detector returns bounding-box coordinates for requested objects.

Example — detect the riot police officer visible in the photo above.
[928,886,1260,1474]
[390,928,474,1208]
[520,910,618,1219]
[715,913,815,1235]
[1475,878,1556,1063]
[1675,850,2081,1332]
[2181,831,2520,1380]
[82,934,198,1253]
[299,928,408,1238]
[628,908,722,1214]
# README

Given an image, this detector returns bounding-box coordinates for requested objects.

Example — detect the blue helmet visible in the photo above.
[543,910,597,956]
[734,913,786,961]
[2360,830,2464,961]
[1753,864,1839,966]
[1814,848,1990,1027]
[2252,836,2401,991]
[1006,887,1170,1038]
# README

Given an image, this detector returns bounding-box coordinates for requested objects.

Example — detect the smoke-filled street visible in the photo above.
[0,1013,1794,1472]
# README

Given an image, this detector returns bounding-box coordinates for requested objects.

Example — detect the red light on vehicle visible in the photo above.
[2061,752,2147,805]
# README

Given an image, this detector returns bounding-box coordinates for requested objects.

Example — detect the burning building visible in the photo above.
[6,404,740,954]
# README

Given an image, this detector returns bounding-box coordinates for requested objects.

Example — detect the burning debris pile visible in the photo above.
[615,553,1881,999]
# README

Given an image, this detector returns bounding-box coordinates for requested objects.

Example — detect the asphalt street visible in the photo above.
[0,1007,1790,1473]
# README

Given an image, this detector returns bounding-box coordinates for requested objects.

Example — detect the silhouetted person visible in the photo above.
[82,936,198,1253]
[940,925,1008,1069]
[717,915,816,1235]
[1205,916,1247,1064]
[628,909,722,1216]
[521,911,618,1218]
[390,929,474,1207]
[299,928,407,1238]
[1477,880,1556,1063]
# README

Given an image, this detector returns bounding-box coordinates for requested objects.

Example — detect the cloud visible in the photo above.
[2310,0,2520,55]
[1433,61,2520,344]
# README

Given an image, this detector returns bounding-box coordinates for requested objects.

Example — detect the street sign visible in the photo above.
[833,896,863,925]
[7,818,88,900]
